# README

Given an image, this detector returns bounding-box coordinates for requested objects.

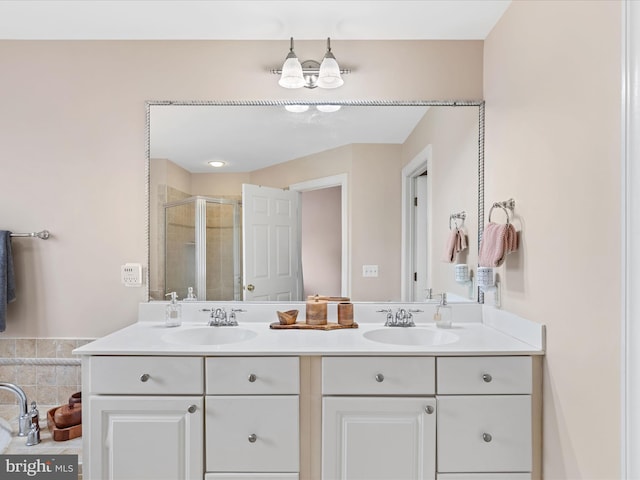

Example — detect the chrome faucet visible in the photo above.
[0,383,32,438]
[377,308,423,327]
[202,307,245,326]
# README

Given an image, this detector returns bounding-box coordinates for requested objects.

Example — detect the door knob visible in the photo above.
[246,284,255,292]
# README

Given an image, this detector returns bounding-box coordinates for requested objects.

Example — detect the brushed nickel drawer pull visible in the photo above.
[375,373,384,383]
[139,373,150,382]
[424,405,434,414]
[482,373,492,383]
[482,433,492,442]
[248,433,257,443]
[187,405,197,414]
[248,374,257,382]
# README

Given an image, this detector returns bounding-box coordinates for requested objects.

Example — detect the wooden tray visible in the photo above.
[47,407,82,441]
[270,321,358,330]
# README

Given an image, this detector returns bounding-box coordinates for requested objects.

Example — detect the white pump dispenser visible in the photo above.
[433,293,453,328]
[165,292,182,327]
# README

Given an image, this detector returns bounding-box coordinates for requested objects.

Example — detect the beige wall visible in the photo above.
[484,1,622,478]
[0,40,482,337]
[402,106,479,299]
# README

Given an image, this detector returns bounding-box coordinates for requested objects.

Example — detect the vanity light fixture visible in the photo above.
[273,37,350,89]
[208,160,226,168]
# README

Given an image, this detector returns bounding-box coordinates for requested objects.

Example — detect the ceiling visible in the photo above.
[0,1,510,40]
[1,1,509,173]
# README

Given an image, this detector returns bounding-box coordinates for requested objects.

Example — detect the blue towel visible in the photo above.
[0,231,16,332]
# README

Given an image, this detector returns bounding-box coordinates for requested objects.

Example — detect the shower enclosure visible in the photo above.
[164,196,241,301]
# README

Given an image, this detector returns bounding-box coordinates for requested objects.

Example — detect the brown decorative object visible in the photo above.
[337,302,354,326]
[53,402,82,429]
[68,392,81,406]
[270,321,358,330]
[277,310,299,325]
[47,407,82,441]
[305,295,328,325]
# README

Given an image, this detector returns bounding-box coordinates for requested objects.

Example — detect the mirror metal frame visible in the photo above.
[145,99,485,303]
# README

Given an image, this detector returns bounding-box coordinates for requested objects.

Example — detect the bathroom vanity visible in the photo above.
[75,302,544,480]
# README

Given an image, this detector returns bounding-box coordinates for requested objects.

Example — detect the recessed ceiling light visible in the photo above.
[316,105,341,113]
[285,105,310,113]
[208,160,226,168]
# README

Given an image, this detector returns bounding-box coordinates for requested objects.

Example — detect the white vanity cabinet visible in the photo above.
[85,356,204,480]
[436,356,537,480]
[204,356,300,480]
[320,356,539,480]
[321,357,437,480]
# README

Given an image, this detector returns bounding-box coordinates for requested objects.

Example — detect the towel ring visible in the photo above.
[488,203,511,225]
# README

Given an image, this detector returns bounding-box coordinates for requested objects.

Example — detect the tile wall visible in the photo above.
[0,338,93,406]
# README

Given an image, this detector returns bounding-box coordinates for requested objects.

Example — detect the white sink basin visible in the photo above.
[162,327,257,346]
[363,327,459,346]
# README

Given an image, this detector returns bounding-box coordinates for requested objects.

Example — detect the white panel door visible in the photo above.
[322,396,436,480]
[89,396,203,480]
[242,184,301,301]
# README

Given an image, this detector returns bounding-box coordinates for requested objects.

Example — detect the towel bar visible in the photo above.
[9,230,50,240]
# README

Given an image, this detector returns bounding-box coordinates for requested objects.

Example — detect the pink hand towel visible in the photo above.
[478,222,519,267]
[442,228,468,263]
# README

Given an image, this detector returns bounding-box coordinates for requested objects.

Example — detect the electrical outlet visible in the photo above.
[121,263,143,287]
[362,265,379,277]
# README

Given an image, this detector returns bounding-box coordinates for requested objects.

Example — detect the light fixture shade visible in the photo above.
[317,38,344,89]
[285,105,310,113]
[279,55,305,89]
[316,104,341,113]
[278,38,305,89]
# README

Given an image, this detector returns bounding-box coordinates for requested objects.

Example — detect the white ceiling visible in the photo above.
[0,1,510,40]
[1,1,509,172]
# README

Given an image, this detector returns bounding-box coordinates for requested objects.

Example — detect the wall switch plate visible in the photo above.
[121,263,143,287]
[362,265,379,277]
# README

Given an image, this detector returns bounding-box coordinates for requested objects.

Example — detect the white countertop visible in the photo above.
[73,319,543,357]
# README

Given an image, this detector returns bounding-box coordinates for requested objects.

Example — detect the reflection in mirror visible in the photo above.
[147,101,483,303]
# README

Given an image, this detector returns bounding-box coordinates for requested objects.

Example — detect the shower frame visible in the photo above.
[164,195,241,301]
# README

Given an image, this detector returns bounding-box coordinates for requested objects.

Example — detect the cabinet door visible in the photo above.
[437,395,531,473]
[89,396,203,480]
[322,396,436,480]
[206,395,299,473]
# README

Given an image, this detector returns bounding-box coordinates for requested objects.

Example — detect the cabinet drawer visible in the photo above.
[89,356,203,394]
[322,356,435,395]
[206,357,299,394]
[206,395,299,473]
[438,475,531,480]
[437,395,532,473]
[437,356,532,394]
[205,475,299,479]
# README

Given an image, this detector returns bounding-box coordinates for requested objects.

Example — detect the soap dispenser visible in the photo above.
[165,292,182,327]
[184,287,197,301]
[434,293,452,328]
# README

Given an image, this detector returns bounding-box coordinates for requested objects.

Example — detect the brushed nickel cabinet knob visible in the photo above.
[248,433,257,443]
[375,373,384,383]
[248,374,257,382]
[139,373,150,382]
[482,373,492,383]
